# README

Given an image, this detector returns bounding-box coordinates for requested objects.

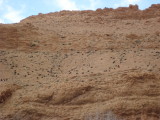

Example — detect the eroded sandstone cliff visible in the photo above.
[0,4,160,120]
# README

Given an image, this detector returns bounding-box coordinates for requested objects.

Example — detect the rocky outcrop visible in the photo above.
[0,4,160,120]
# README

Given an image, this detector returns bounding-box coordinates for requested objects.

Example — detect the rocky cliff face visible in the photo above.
[0,4,160,120]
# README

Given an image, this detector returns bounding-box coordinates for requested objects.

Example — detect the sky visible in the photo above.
[0,0,160,24]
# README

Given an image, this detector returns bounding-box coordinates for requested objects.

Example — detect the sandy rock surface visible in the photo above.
[0,4,160,120]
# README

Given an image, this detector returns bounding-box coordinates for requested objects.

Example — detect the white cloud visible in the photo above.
[0,0,4,6]
[0,18,4,23]
[44,0,101,11]
[0,0,25,23]
[55,0,78,10]
[3,6,24,23]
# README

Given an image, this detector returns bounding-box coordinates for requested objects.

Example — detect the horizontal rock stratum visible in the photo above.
[0,4,160,120]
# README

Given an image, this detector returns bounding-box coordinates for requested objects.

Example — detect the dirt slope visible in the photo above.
[0,4,160,120]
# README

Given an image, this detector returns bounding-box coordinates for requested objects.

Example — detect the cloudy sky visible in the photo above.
[0,0,160,23]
